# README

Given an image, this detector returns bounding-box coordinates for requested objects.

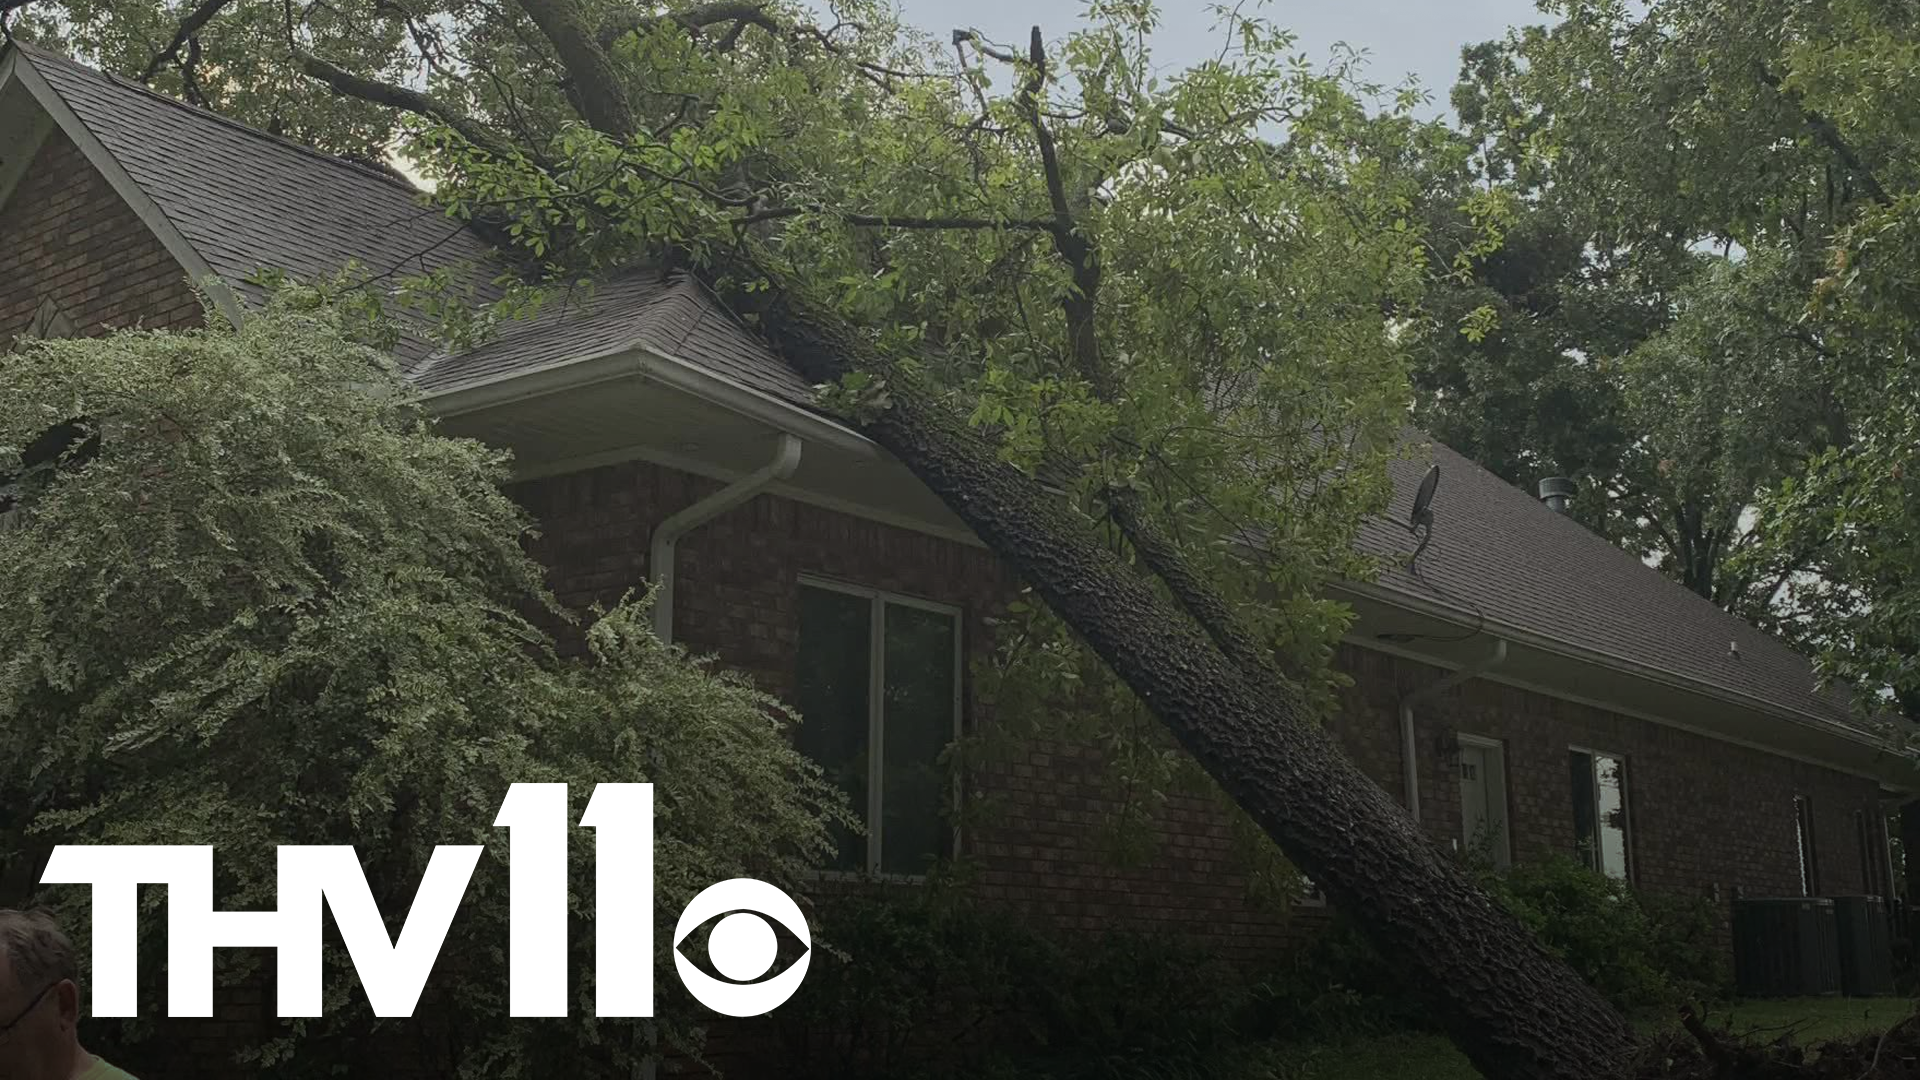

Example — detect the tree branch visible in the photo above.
[1017,27,1104,396]
[736,206,1056,231]
[597,0,779,51]
[1011,26,1291,688]
[138,0,234,83]
[295,50,523,163]
[177,35,207,107]
[517,0,638,139]
[1756,63,1891,208]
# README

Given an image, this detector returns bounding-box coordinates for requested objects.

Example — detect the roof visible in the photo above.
[413,270,816,405]
[10,45,807,393]
[2,44,1878,747]
[1357,437,1869,735]
[13,45,502,368]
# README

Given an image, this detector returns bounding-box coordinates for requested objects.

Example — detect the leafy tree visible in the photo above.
[1742,0,1920,720]
[1441,0,1919,717]
[6,2,1644,1076]
[1415,7,1858,615]
[0,289,850,1077]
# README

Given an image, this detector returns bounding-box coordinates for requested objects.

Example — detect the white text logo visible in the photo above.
[39,783,810,1019]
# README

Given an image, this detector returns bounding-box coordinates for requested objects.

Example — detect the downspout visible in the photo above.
[648,433,803,643]
[1399,639,1509,827]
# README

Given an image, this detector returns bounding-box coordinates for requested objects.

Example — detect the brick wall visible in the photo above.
[509,457,1888,967]
[1330,645,1885,904]
[510,460,1304,962]
[0,130,202,344]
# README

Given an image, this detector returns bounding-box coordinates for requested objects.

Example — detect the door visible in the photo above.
[1459,736,1511,868]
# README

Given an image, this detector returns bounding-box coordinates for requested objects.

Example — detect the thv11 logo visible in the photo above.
[40,783,809,1019]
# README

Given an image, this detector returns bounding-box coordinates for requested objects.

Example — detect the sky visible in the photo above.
[801,0,1556,119]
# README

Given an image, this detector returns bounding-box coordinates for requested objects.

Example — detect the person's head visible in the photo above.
[0,909,82,1080]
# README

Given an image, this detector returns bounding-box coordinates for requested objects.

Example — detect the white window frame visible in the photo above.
[1569,744,1632,881]
[1880,810,1898,901]
[798,575,963,881]
[1457,733,1512,869]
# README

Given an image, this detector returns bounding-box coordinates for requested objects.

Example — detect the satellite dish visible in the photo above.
[1407,464,1440,568]
[1409,464,1440,533]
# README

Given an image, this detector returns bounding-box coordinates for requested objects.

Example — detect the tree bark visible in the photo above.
[738,278,1641,1080]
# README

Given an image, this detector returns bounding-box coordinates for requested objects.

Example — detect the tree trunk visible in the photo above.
[740,282,1642,1080]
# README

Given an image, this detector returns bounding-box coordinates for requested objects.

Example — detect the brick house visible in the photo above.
[3,39,1915,1038]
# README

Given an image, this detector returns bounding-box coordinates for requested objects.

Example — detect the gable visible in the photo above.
[13,46,502,370]
[0,128,203,347]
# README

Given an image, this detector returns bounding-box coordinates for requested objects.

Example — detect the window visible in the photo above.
[1796,795,1820,896]
[1857,810,1884,897]
[1570,749,1629,880]
[794,580,960,877]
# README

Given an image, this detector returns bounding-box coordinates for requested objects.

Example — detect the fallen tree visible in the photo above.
[288,4,1645,1075]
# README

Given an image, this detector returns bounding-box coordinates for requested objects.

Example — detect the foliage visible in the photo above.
[1412,2,1874,616]
[1243,915,1430,1045]
[10,0,414,157]
[0,292,851,1077]
[773,888,1280,1080]
[1478,857,1728,1017]
[1437,0,1920,719]
[1244,864,1728,1040]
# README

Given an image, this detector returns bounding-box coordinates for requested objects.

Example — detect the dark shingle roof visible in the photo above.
[415,271,815,405]
[19,46,807,394]
[11,44,1873,742]
[21,46,502,367]
[1358,437,1866,733]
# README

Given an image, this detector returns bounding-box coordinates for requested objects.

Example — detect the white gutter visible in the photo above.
[1333,577,1884,748]
[1399,638,1508,825]
[648,433,803,643]
[420,344,878,459]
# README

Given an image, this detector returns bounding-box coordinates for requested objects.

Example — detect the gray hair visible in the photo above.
[0,909,78,994]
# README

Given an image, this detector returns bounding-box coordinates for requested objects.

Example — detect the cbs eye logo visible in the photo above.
[672,879,812,1016]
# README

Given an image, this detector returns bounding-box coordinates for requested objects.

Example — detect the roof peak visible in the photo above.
[11,42,425,196]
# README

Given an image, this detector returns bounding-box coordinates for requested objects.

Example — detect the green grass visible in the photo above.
[1701,995,1911,1044]
[1277,997,1918,1080]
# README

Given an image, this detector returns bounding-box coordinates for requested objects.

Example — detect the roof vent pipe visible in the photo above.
[1537,476,1576,514]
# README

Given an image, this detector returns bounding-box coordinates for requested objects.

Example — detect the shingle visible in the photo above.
[24,46,502,368]
[413,271,815,405]
[1358,436,1865,733]
[21,47,815,399]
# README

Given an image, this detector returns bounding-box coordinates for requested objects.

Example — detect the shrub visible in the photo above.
[774,889,1273,1080]
[0,295,852,1078]
[1243,915,1433,1045]
[1479,856,1728,1015]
